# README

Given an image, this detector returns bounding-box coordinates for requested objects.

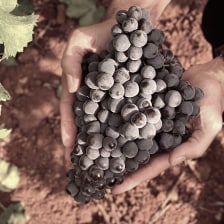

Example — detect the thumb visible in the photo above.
[169,114,222,166]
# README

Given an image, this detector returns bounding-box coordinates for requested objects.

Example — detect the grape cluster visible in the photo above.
[66,6,204,204]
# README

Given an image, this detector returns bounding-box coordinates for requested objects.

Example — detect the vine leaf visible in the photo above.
[0,202,27,224]
[0,0,38,59]
[0,159,20,192]
[59,0,105,26]
[0,83,11,102]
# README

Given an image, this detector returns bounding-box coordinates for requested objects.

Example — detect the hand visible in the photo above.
[60,0,170,155]
[60,19,115,153]
[112,57,224,194]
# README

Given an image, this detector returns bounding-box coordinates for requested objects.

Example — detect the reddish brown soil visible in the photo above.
[0,0,224,224]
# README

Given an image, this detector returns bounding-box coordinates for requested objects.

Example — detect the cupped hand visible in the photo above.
[60,19,115,151]
[112,57,224,194]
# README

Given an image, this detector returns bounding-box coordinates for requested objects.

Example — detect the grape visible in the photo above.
[148,140,159,154]
[158,133,174,150]
[105,126,120,139]
[74,101,84,116]
[178,101,194,116]
[152,94,165,109]
[122,17,138,33]
[161,106,176,119]
[76,86,90,101]
[108,97,125,113]
[181,85,196,100]
[127,5,142,20]
[122,141,138,158]
[144,107,161,124]
[111,24,123,36]
[168,60,183,77]
[173,120,186,135]
[109,83,125,99]
[126,59,142,73]
[130,73,142,83]
[72,144,84,156]
[139,18,152,34]
[88,61,98,72]
[117,136,129,147]
[100,148,111,158]
[134,150,150,163]
[83,114,97,123]
[114,51,128,63]
[110,158,126,173]
[164,90,182,108]
[124,81,140,97]
[108,113,123,127]
[79,155,94,171]
[77,132,88,145]
[139,123,156,139]
[89,165,104,181]
[162,49,174,64]
[87,134,103,149]
[83,100,99,114]
[130,111,147,128]
[148,29,165,45]
[97,109,110,123]
[146,53,165,69]
[194,87,204,101]
[103,136,117,152]
[154,119,162,132]
[155,79,167,92]
[95,157,109,171]
[96,72,114,90]
[92,190,105,200]
[164,73,179,88]
[172,135,182,148]
[140,79,157,95]
[86,120,101,134]
[81,184,95,197]
[85,72,99,89]
[111,147,123,157]
[113,34,131,52]
[137,97,152,110]
[141,8,149,19]
[156,68,169,79]
[140,65,156,79]
[143,43,158,59]
[114,67,130,84]
[98,59,117,75]
[125,158,139,172]
[127,46,143,60]
[74,192,91,204]
[116,10,128,24]
[121,122,140,140]
[66,181,79,197]
[90,89,106,102]
[121,103,138,121]
[192,101,200,116]
[136,138,153,150]
[161,119,174,132]
[86,147,100,160]
[130,30,148,47]
[126,96,139,104]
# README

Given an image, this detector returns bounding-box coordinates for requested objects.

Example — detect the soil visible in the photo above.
[0,0,224,224]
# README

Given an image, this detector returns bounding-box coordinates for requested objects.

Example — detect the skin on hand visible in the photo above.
[60,19,114,150]
[112,57,224,195]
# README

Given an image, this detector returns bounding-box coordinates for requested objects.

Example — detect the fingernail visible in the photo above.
[172,156,185,166]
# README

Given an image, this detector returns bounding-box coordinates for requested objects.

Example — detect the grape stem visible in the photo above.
[0,201,6,211]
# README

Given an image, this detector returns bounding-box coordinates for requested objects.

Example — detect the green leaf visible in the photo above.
[60,0,105,26]
[0,83,11,102]
[0,0,17,12]
[0,159,20,192]
[0,128,11,139]
[0,202,27,224]
[1,57,17,66]
[0,0,38,59]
